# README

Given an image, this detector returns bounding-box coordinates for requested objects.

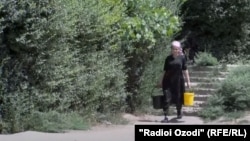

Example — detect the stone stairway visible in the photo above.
[170,64,236,116]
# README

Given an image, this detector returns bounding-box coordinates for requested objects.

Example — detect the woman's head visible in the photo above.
[171,40,182,56]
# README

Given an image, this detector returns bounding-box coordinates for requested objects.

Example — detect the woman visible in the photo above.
[157,40,191,123]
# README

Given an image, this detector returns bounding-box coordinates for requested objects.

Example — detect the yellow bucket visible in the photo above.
[184,92,194,106]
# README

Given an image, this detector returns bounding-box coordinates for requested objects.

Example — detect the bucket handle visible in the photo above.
[185,88,194,93]
[150,87,155,97]
[151,87,164,97]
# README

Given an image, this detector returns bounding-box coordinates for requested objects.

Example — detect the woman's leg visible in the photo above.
[176,100,182,119]
[177,79,185,119]
[171,88,183,119]
[162,89,171,122]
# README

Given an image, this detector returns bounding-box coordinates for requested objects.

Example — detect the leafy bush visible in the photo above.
[218,66,250,111]
[0,0,128,133]
[120,0,184,112]
[198,93,224,120]
[24,111,89,133]
[0,0,185,133]
[199,65,250,120]
[194,51,219,66]
[135,0,185,112]
[179,0,250,62]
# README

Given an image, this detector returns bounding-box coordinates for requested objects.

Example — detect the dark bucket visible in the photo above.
[151,95,164,109]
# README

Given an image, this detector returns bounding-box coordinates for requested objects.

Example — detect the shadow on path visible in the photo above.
[138,117,185,123]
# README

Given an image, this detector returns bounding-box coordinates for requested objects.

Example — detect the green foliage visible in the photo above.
[199,106,224,120]
[137,44,171,110]
[0,0,184,133]
[218,66,250,111]
[121,0,184,112]
[179,0,250,62]
[121,0,182,53]
[198,93,224,120]
[49,0,128,113]
[24,111,89,133]
[199,65,250,120]
[0,0,128,133]
[194,51,219,66]
[0,0,57,133]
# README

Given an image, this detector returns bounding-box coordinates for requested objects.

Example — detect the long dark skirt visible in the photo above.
[162,76,185,111]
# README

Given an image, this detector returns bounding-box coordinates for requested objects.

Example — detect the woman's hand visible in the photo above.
[156,71,165,88]
[156,82,162,88]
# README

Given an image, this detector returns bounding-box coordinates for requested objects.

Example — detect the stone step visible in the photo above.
[170,106,202,116]
[189,89,216,96]
[188,65,226,71]
[170,101,206,108]
[189,71,229,77]
[189,71,211,77]
[188,64,245,72]
[192,88,217,95]
[194,94,211,101]
[190,77,225,82]
[188,82,220,89]
[182,107,202,116]
[226,65,250,72]
[193,100,206,107]
[226,64,247,69]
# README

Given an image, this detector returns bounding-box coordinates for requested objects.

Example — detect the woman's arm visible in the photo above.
[156,56,169,88]
[181,54,191,88]
[156,71,165,88]
[183,69,191,88]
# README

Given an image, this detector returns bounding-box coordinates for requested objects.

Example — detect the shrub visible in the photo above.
[198,93,224,120]
[194,51,219,66]
[199,65,250,120]
[24,111,89,133]
[218,66,250,111]
[179,0,250,61]
[0,0,128,133]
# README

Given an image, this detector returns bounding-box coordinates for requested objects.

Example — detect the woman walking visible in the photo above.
[157,40,191,123]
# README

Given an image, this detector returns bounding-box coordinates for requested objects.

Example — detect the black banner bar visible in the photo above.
[135,124,250,140]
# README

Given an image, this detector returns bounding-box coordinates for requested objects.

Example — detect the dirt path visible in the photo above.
[0,114,204,141]
[0,125,134,141]
[1,113,249,141]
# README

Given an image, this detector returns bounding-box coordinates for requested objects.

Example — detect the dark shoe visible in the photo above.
[161,117,169,123]
[177,111,182,119]
[177,114,182,119]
